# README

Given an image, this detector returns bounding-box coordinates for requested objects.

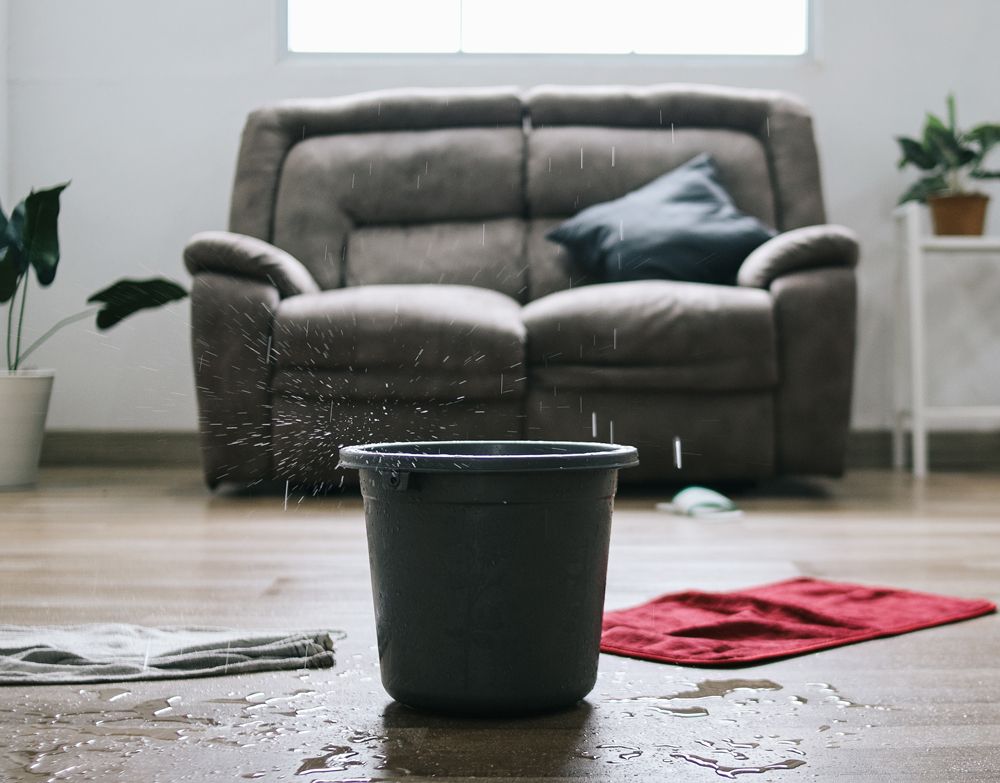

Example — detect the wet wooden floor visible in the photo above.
[1,467,998,782]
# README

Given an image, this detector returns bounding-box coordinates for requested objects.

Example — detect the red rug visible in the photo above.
[601,577,996,666]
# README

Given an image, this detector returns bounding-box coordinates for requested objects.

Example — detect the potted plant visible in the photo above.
[0,183,187,488]
[896,94,1000,235]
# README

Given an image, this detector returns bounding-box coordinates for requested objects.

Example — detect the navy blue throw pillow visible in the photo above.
[546,153,777,285]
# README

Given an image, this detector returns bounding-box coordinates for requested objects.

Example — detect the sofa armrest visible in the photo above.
[770,266,856,475]
[737,225,859,289]
[184,231,320,298]
[191,272,281,487]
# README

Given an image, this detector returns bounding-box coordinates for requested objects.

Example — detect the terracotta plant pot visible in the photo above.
[927,193,989,235]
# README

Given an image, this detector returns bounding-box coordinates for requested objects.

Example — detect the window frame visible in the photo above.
[276,0,819,64]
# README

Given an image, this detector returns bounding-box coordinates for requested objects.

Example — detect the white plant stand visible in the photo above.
[893,202,1000,476]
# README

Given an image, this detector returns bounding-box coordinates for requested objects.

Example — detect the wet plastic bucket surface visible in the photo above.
[339,440,638,717]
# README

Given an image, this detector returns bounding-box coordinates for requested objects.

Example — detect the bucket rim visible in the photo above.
[339,440,638,473]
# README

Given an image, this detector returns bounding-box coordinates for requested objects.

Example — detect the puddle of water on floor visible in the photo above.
[605,678,783,704]
[295,744,360,775]
[0,682,350,782]
[1,676,893,781]
[671,679,785,700]
[592,678,894,779]
[807,682,894,710]
[671,752,807,779]
[92,688,131,702]
[596,744,642,762]
[648,704,710,717]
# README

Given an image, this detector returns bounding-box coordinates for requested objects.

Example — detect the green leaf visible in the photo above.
[896,136,938,170]
[0,247,20,303]
[924,112,948,134]
[924,124,976,170]
[947,93,957,132]
[21,183,69,287]
[2,199,27,273]
[969,122,1000,139]
[0,198,28,304]
[898,174,948,204]
[86,278,188,330]
[967,123,1000,147]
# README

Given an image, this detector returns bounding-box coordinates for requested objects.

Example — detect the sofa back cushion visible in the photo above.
[272,127,525,291]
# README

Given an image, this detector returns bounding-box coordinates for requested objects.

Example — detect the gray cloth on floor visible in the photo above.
[0,624,340,685]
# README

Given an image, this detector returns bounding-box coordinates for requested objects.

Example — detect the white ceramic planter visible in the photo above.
[0,370,54,489]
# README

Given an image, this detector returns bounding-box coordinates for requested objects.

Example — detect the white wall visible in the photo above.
[0,0,7,206]
[8,0,1000,431]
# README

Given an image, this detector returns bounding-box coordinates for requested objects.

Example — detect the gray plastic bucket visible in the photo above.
[338,440,638,717]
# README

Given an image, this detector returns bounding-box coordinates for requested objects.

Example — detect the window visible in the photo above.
[287,0,809,57]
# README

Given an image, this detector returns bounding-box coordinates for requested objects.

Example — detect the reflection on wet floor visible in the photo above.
[0,669,893,781]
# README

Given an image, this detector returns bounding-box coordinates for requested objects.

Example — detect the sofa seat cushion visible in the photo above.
[521,280,777,391]
[273,284,526,382]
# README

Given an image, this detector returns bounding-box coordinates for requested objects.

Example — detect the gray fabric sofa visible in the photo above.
[184,84,858,488]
